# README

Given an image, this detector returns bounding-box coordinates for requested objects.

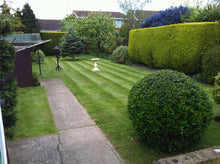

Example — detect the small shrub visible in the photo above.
[202,45,220,84]
[213,73,220,104]
[128,70,213,152]
[32,49,45,63]
[112,46,129,64]
[33,72,40,86]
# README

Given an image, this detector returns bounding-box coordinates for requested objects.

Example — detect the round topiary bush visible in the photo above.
[128,70,213,152]
[202,45,220,84]
[112,46,129,64]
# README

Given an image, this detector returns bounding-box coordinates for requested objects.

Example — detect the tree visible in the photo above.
[60,28,84,60]
[59,14,76,32]
[0,3,24,33]
[0,4,17,131]
[118,0,151,39]
[21,3,40,33]
[74,11,116,54]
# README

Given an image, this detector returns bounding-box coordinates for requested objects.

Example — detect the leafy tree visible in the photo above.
[0,3,24,33]
[0,5,17,131]
[59,14,76,32]
[74,11,116,54]
[21,3,40,33]
[60,28,84,60]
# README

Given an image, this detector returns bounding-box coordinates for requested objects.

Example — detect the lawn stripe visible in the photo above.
[80,60,144,84]
[74,61,136,90]
[63,61,128,105]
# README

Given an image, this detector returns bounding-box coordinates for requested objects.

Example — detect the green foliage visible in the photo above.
[74,11,116,54]
[0,4,24,34]
[60,29,84,60]
[40,32,66,56]
[112,46,129,64]
[129,22,220,74]
[0,40,17,130]
[213,73,220,104]
[202,45,220,84]
[32,72,40,86]
[59,14,76,32]
[21,3,40,33]
[32,49,45,63]
[128,70,213,152]
[187,5,220,22]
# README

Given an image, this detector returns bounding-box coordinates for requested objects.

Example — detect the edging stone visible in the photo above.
[154,145,220,164]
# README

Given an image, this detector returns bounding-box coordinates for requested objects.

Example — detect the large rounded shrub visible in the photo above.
[112,46,129,64]
[128,70,213,152]
[202,45,220,84]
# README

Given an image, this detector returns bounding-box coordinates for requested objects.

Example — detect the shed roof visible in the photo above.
[5,33,51,52]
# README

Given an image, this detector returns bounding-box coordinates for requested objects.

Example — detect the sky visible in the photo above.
[6,0,178,20]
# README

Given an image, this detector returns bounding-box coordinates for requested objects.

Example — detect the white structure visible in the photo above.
[91,58,100,71]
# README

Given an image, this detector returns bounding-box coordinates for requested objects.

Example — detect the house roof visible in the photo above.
[39,19,61,31]
[72,10,123,19]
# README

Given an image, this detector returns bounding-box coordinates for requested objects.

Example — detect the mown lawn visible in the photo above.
[32,55,220,164]
[7,86,58,140]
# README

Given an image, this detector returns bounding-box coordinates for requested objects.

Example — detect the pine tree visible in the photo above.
[21,3,40,33]
[60,29,84,60]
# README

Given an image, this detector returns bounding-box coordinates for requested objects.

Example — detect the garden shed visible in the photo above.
[6,33,50,87]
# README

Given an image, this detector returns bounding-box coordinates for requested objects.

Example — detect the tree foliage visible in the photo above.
[0,3,24,33]
[74,11,116,54]
[118,0,151,38]
[59,14,76,32]
[60,29,84,60]
[21,3,40,33]
[0,5,17,130]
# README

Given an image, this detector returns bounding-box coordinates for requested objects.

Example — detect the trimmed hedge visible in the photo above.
[202,45,220,84]
[129,22,220,74]
[40,32,66,56]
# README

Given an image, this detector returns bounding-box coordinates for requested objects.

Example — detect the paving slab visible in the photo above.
[40,78,95,131]
[8,78,124,164]
[8,135,61,164]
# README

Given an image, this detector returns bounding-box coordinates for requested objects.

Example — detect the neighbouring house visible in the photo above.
[39,19,61,32]
[6,33,50,87]
[72,10,123,31]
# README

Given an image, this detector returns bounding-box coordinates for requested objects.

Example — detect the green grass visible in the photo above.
[7,86,58,140]
[32,55,220,164]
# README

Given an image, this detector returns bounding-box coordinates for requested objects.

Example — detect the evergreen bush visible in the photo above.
[0,40,17,129]
[213,73,220,104]
[112,46,129,64]
[202,45,220,84]
[128,70,213,152]
[60,29,84,60]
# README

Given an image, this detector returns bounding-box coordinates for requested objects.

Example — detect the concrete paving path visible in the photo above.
[8,78,124,164]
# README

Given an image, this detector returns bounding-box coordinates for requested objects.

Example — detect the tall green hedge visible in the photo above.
[129,22,220,74]
[40,32,66,56]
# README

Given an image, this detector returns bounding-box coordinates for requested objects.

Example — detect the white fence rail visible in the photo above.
[0,99,7,164]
